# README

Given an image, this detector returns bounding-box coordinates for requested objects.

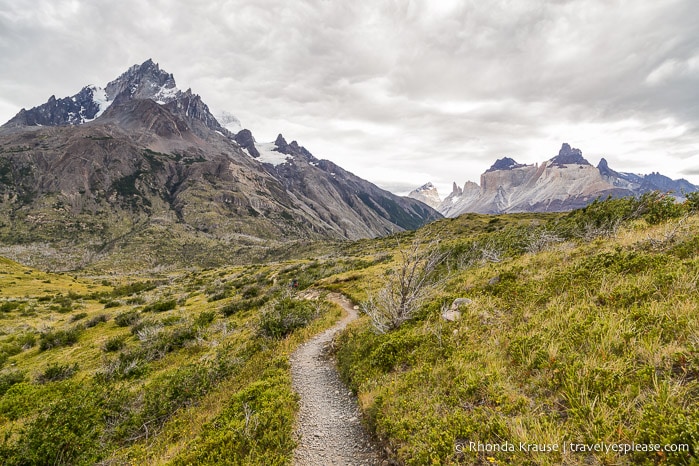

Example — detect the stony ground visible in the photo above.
[291,293,383,466]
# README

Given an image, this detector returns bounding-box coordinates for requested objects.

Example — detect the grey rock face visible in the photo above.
[485,157,525,172]
[233,129,260,157]
[550,143,590,166]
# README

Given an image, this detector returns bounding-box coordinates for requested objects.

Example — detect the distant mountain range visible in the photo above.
[0,59,440,270]
[409,143,699,217]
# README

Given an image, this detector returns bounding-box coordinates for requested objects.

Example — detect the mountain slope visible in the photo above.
[0,60,440,270]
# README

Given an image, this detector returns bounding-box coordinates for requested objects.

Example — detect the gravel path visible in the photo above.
[291,293,382,466]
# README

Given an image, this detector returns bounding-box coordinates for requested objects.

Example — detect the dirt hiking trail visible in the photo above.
[291,293,383,466]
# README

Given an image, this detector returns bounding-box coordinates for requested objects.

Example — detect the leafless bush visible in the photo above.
[525,229,564,253]
[362,237,446,333]
[645,212,691,248]
[456,240,504,269]
[135,324,163,342]
[578,219,623,241]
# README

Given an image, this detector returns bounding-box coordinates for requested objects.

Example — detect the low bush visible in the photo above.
[103,336,126,352]
[16,333,36,349]
[36,363,78,383]
[221,296,268,317]
[69,312,88,322]
[143,299,177,313]
[97,350,148,381]
[194,310,216,328]
[85,314,109,328]
[0,370,25,395]
[258,296,319,339]
[39,327,81,351]
[169,358,297,465]
[114,309,140,327]
[109,281,157,298]
[0,301,22,313]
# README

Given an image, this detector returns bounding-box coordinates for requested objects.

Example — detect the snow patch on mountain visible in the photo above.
[153,85,179,104]
[253,142,291,166]
[82,86,111,122]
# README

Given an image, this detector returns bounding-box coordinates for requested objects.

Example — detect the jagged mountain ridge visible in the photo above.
[0,59,440,270]
[409,143,698,217]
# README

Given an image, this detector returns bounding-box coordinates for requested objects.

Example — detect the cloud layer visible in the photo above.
[2,0,698,196]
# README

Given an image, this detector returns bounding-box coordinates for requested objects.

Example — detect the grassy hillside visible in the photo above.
[0,192,697,465]
[330,194,699,465]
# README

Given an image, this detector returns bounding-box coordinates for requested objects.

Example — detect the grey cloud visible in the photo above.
[1,0,699,193]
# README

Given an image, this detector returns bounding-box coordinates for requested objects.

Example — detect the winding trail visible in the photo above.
[291,293,382,466]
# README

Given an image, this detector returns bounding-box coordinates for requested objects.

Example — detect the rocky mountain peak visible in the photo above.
[550,143,590,166]
[274,134,290,152]
[2,59,231,139]
[233,129,260,157]
[485,157,525,172]
[105,58,178,103]
[407,182,441,209]
[596,157,618,178]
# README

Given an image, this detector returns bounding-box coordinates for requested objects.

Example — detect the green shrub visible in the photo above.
[221,296,269,317]
[114,309,140,327]
[6,382,108,465]
[258,296,318,339]
[103,336,126,352]
[0,370,25,395]
[684,191,699,212]
[36,363,78,383]
[51,294,73,313]
[69,312,88,322]
[115,364,214,442]
[0,301,22,313]
[109,281,157,297]
[85,314,109,328]
[637,191,686,224]
[170,358,297,465]
[16,333,36,349]
[242,286,260,299]
[97,350,148,381]
[195,310,216,328]
[39,327,81,351]
[143,299,177,313]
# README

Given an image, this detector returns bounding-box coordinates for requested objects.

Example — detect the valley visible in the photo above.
[0,193,697,465]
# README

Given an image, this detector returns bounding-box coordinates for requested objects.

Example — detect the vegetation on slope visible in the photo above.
[0,259,355,465]
[0,191,697,465]
[333,193,699,465]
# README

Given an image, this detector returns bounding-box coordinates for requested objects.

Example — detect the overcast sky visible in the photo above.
[2,0,698,196]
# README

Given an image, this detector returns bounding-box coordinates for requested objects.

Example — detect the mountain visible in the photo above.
[407,182,441,209]
[436,143,698,217]
[0,59,440,270]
